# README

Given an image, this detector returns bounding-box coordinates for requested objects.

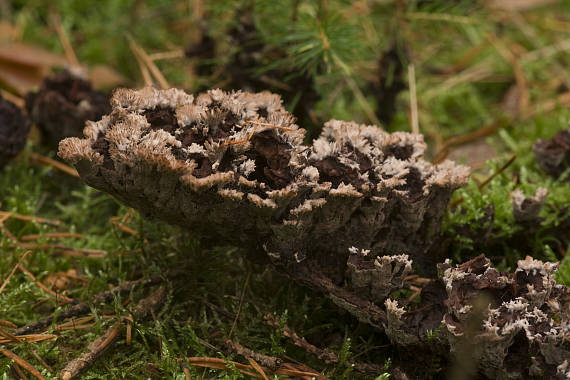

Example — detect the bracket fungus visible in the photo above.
[0,93,31,168]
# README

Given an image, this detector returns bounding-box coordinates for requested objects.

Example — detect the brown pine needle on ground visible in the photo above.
[0,250,30,294]
[0,348,46,380]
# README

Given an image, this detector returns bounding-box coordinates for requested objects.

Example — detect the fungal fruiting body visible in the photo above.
[26,69,110,147]
[0,93,31,168]
[59,87,469,285]
[59,87,570,377]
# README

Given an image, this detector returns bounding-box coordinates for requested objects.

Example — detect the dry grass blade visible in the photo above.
[406,12,479,24]
[9,243,107,258]
[0,250,30,294]
[187,357,264,379]
[228,270,251,339]
[128,37,170,90]
[148,49,185,60]
[408,63,419,134]
[275,367,326,378]
[131,43,153,87]
[0,320,18,329]
[0,89,24,107]
[50,12,79,67]
[0,348,46,380]
[28,153,79,177]
[0,326,23,343]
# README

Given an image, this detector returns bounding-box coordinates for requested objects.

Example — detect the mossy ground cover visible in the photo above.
[1,1,569,379]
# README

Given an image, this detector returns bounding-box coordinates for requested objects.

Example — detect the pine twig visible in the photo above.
[224,340,281,371]
[58,287,167,380]
[264,313,386,376]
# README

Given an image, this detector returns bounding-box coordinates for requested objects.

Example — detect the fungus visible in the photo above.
[0,93,31,168]
[385,254,570,379]
[59,87,569,376]
[512,187,548,222]
[26,69,110,147]
[59,86,469,284]
[533,126,570,179]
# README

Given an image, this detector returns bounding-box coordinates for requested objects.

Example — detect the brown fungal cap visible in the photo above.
[26,69,111,146]
[0,93,31,168]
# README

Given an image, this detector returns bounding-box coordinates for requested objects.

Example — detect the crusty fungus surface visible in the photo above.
[385,255,570,379]
[59,87,469,281]
[59,87,570,377]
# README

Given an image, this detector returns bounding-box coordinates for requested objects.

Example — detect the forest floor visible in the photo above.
[1,1,569,379]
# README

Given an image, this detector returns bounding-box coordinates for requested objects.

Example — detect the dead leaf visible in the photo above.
[0,43,67,95]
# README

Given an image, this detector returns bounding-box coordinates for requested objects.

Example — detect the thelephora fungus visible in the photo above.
[0,93,31,168]
[59,87,569,377]
[533,126,570,180]
[26,69,110,146]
